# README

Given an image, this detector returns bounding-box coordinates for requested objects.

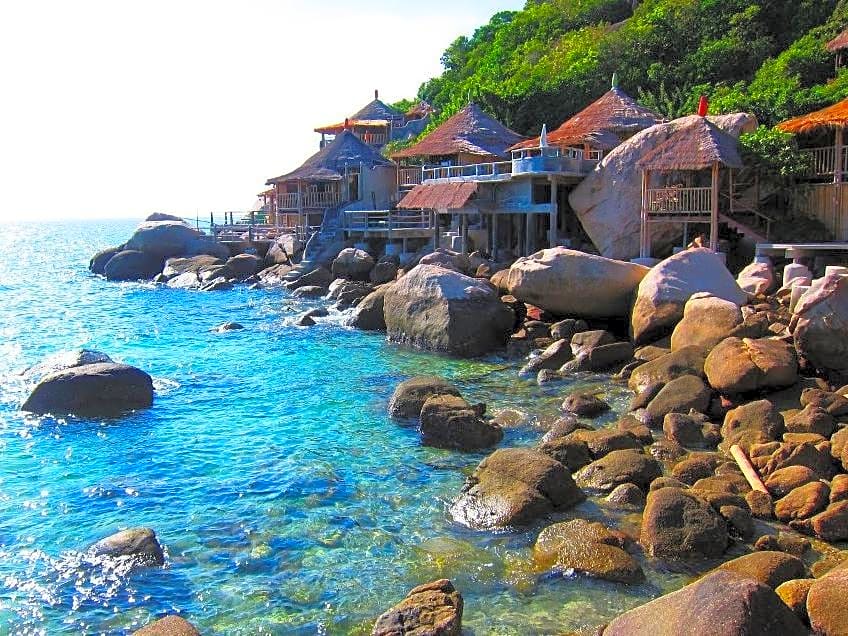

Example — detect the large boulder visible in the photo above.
[89,527,164,567]
[704,337,798,395]
[419,395,502,451]
[449,448,585,529]
[628,346,706,393]
[104,250,164,281]
[162,255,224,280]
[132,616,200,636]
[332,248,375,281]
[717,551,807,589]
[631,249,748,344]
[807,568,848,635]
[602,570,807,636]
[576,449,662,492]
[569,113,758,260]
[371,579,462,636]
[89,246,123,275]
[794,273,848,379]
[640,487,729,559]
[388,376,461,419]
[124,219,202,258]
[226,254,262,281]
[670,294,745,352]
[22,362,154,416]
[384,264,514,357]
[347,287,388,331]
[21,349,113,384]
[505,248,648,318]
[737,261,776,296]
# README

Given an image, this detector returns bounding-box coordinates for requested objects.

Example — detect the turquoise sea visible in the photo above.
[0,220,694,635]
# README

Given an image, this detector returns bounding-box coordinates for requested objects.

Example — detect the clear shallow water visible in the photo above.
[0,220,693,635]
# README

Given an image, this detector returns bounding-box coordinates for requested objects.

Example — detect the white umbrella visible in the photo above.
[540,123,548,148]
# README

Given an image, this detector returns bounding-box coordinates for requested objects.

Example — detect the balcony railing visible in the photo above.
[344,210,432,233]
[800,146,848,177]
[422,161,513,181]
[398,167,424,187]
[511,145,601,176]
[645,186,712,217]
[276,191,343,210]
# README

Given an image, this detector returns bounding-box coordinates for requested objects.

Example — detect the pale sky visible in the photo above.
[0,0,524,220]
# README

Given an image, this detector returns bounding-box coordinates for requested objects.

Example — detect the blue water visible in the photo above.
[0,220,689,635]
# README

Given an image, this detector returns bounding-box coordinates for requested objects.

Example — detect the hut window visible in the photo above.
[532,181,552,204]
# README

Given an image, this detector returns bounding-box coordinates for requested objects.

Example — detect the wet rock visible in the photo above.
[557,541,643,584]
[648,439,688,462]
[550,318,588,342]
[213,321,243,332]
[519,339,573,375]
[162,255,224,279]
[606,483,646,507]
[791,501,848,542]
[754,533,810,557]
[104,250,164,281]
[388,376,461,419]
[691,472,750,495]
[576,449,662,492]
[704,337,798,395]
[347,287,387,332]
[199,276,232,292]
[536,369,563,384]
[671,454,718,485]
[450,448,585,529]
[775,481,830,522]
[90,528,164,567]
[132,616,200,636]
[627,346,706,394]
[540,416,590,443]
[807,568,848,636]
[22,362,154,416]
[291,285,327,299]
[603,569,806,636]
[616,415,654,444]
[720,400,784,452]
[765,465,819,498]
[640,488,728,559]
[22,350,113,384]
[332,248,375,281]
[561,392,610,417]
[644,375,712,425]
[568,429,642,459]
[570,330,616,356]
[784,405,836,437]
[371,579,462,636]
[294,314,316,327]
[166,271,201,289]
[419,395,502,452]
[538,436,592,472]
[718,551,807,589]
[650,477,689,491]
[384,264,514,357]
[505,247,648,319]
[288,266,332,290]
[663,411,715,448]
[533,518,627,567]
[124,219,201,258]
[565,342,635,373]
[720,505,755,540]
[629,382,664,411]
[631,248,748,345]
[89,245,123,275]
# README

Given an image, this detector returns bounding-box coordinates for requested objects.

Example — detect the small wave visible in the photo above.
[152,377,181,395]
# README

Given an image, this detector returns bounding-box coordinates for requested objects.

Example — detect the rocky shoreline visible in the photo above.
[77,216,848,633]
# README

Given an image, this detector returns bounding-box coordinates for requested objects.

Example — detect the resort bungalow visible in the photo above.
[313,91,433,150]
[778,98,848,240]
[265,129,397,247]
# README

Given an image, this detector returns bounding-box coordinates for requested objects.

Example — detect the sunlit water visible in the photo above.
[0,220,698,635]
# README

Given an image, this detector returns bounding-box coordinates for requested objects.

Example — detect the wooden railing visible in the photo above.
[800,146,848,177]
[398,167,423,187]
[356,132,387,146]
[276,191,342,210]
[422,161,513,181]
[511,145,602,162]
[646,186,712,215]
[345,210,432,233]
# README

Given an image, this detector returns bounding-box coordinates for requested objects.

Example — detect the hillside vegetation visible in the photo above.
[411,0,848,135]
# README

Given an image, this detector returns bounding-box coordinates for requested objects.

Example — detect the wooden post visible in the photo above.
[730,445,768,493]
[834,128,844,226]
[461,214,469,255]
[549,178,559,248]
[432,210,439,252]
[640,169,650,258]
[297,180,304,243]
[710,162,720,252]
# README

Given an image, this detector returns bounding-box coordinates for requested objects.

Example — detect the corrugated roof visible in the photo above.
[392,103,526,160]
[266,130,394,184]
[397,182,478,210]
[512,87,663,151]
[637,116,743,171]
[777,98,848,134]
[827,29,848,52]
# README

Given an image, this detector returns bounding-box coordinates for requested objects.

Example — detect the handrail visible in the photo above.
[799,145,848,177]
[422,161,513,181]
[276,191,343,210]
[344,209,431,231]
[646,186,712,214]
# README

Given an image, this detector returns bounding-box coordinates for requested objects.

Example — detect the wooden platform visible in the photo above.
[756,242,848,259]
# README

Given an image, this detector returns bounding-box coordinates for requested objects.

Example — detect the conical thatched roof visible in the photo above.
[350,98,403,122]
[266,130,394,184]
[512,86,663,150]
[637,116,743,171]
[778,98,848,134]
[391,103,526,160]
[827,29,848,53]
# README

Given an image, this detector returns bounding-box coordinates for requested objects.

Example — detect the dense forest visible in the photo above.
[397,0,848,137]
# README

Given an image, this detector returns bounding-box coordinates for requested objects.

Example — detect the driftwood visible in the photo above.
[730,444,768,493]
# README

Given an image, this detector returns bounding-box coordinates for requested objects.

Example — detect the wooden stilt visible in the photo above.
[710,163,720,252]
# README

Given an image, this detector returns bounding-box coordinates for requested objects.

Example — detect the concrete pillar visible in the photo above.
[432,210,439,252]
[525,213,533,256]
[492,213,499,261]
[460,215,469,255]
[549,179,558,248]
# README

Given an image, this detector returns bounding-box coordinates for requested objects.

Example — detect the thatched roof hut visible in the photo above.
[638,116,743,171]
[777,98,848,135]
[827,29,848,53]
[315,93,404,134]
[391,103,526,160]
[513,84,663,151]
[405,100,435,120]
[266,130,394,185]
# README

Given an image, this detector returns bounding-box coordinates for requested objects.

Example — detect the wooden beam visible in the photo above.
[710,163,719,252]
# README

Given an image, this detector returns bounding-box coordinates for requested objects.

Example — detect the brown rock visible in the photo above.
[791,501,848,542]
[765,465,819,498]
[132,616,200,636]
[640,488,728,559]
[606,483,646,507]
[663,411,714,447]
[746,490,774,519]
[388,377,461,419]
[801,387,848,417]
[763,441,837,479]
[419,395,503,451]
[807,569,848,636]
[628,346,706,394]
[576,449,663,492]
[784,404,836,437]
[557,542,644,584]
[704,337,797,395]
[520,339,573,375]
[616,415,654,444]
[775,578,814,622]
[720,505,755,540]
[372,579,462,636]
[533,518,627,568]
[561,392,611,417]
[671,454,719,485]
[670,294,745,353]
[567,429,641,459]
[718,551,807,589]
[644,375,712,425]
[774,481,830,522]
[538,436,592,472]
[831,474,848,503]
[721,400,784,451]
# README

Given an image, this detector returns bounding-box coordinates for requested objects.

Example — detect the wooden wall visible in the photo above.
[794,182,848,240]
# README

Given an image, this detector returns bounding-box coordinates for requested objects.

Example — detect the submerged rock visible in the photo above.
[90,527,164,567]
[371,579,462,636]
[384,264,514,357]
[89,246,123,275]
[602,570,806,636]
[450,448,585,529]
[132,615,200,636]
[505,247,648,319]
[213,321,244,332]
[22,362,154,416]
[419,395,502,451]
[388,376,461,419]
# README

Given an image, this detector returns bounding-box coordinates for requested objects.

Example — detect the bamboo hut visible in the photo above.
[827,29,848,70]
[511,78,663,157]
[778,98,848,239]
[266,129,396,236]
[637,115,743,258]
[314,91,405,148]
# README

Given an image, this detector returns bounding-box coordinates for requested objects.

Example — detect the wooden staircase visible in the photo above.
[719,167,775,244]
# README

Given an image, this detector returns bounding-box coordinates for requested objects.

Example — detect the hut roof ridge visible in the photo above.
[637,116,743,171]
